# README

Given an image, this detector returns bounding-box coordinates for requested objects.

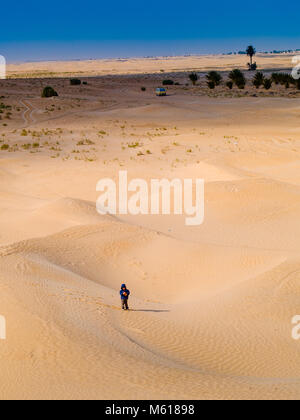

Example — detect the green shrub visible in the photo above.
[206,71,222,86]
[141,87,146,91]
[253,72,264,88]
[42,87,58,98]
[70,79,81,86]
[162,80,174,85]
[226,81,233,89]
[263,78,272,90]
[237,81,246,89]
[229,69,246,89]
[189,72,198,85]
[248,62,257,71]
[207,81,215,89]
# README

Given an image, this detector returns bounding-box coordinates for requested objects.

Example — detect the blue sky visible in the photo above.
[1,0,300,62]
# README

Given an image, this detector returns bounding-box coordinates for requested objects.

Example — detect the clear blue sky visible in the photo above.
[1,0,300,62]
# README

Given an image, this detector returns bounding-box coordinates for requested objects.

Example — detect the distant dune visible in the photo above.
[7,53,295,78]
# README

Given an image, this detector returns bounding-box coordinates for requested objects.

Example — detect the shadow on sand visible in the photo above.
[129,309,170,313]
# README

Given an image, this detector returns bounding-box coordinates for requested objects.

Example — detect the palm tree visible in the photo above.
[246,45,256,70]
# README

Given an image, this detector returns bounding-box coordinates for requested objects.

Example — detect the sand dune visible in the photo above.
[7,53,296,79]
[0,64,300,399]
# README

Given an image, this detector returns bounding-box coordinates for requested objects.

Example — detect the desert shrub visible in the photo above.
[229,69,246,89]
[70,79,81,86]
[82,81,88,85]
[141,87,146,91]
[271,73,280,85]
[189,72,198,85]
[248,62,257,71]
[162,79,174,85]
[263,78,272,90]
[226,81,233,89]
[42,87,58,98]
[207,81,215,89]
[229,69,244,82]
[236,79,246,89]
[1,144,9,150]
[206,71,222,86]
[253,72,264,88]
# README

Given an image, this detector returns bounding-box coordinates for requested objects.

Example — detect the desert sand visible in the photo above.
[0,55,300,399]
[7,53,296,78]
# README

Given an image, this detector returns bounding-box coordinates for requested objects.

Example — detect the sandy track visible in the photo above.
[19,99,37,127]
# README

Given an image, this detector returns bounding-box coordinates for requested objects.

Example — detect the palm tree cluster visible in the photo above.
[252,72,272,89]
[190,68,300,92]
[271,72,300,89]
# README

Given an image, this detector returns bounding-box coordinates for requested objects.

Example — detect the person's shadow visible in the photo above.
[129,309,170,313]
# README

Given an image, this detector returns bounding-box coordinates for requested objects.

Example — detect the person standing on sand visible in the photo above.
[120,284,130,310]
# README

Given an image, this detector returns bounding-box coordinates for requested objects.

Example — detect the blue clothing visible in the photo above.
[120,284,130,300]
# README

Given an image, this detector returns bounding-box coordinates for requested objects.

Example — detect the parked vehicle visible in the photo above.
[156,88,167,96]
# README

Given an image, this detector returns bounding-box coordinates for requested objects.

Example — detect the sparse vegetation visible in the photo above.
[162,80,174,86]
[70,79,82,86]
[128,142,141,148]
[263,78,272,90]
[42,86,58,98]
[253,72,264,88]
[271,72,295,87]
[77,139,95,146]
[206,71,222,86]
[189,72,198,86]
[229,69,246,89]
[207,81,215,89]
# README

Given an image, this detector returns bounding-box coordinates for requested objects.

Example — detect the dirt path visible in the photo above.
[19,99,36,127]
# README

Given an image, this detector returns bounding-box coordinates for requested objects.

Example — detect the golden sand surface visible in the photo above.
[0,56,300,399]
[7,53,295,78]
